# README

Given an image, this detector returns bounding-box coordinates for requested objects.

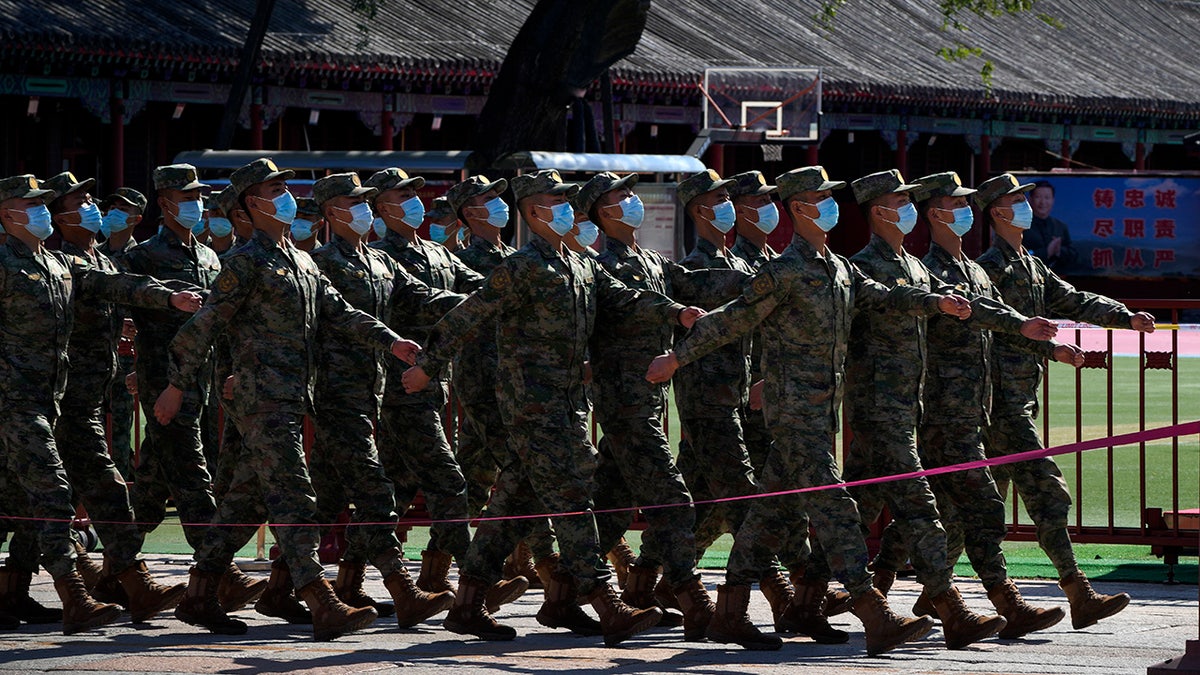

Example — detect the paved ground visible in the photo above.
[2,555,1196,675]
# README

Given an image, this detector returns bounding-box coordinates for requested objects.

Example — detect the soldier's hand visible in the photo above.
[223,375,236,400]
[1053,343,1086,368]
[125,372,138,397]
[645,351,679,384]
[749,379,765,411]
[1130,312,1156,333]
[402,365,431,393]
[391,339,421,365]
[121,318,137,339]
[169,291,204,313]
[154,384,184,425]
[678,306,706,329]
[1020,317,1058,341]
[937,294,972,320]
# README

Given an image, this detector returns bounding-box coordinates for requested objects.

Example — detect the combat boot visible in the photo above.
[705,584,781,650]
[534,556,601,636]
[485,575,528,614]
[1059,570,1130,629]
[74,540,103,591]
[0,567,62,624]
[758,569,795,632]
[297,577,378,641]
[586,583,664,647]
[987,578,1065,638]
[53,570,122,635]
[334,561,394,617]
[622,564,681,627]
[217,563,266,613]
[175,568,248,635]
[872,568,896,595]
[111,560,187,622]
[913,589,936,619]
[416,549,454,594]
[673,577,715,641]
[824,588,853,617]
[930,586,1006,649]
[654,575,682,611]
[606,537,637,589]
[853,588,935,656]
[782,579,849,644]
[502,541,542,589]
[383,564,453,627]
[444,575,516,640]
[255,558,312,624]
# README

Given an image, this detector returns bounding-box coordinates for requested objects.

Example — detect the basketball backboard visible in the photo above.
[701,67,821,142]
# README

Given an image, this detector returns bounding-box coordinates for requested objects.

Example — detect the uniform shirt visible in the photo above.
[452,236,515,408]
[169,230,401,418]
[673,237,756,418]
[312,234,464,415]
[455,235,515,276]
[98,235,138,270]
[978,235,1134,418]
[416,235,686,424]
[730,234,777,387]
[846,234,1027,425]
[673,235,944,431]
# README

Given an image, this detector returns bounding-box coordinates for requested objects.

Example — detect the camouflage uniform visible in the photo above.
[415,229,688,595]
[672,233,948,593]
[978,233,1134,578]
[97,223,140,482]
[170,228,403,590]
[310,231,464,575]
[370,200,483,561]
[123,189,220,551]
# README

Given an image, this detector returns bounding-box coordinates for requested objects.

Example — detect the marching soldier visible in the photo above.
[425,196,464,251]
[290,197,322,252]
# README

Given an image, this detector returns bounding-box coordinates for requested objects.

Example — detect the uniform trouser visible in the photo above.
[846,422,953,597]
[872,422,1010,588]
[55,394,144,570]
[983,414,1076,578]
[456,395,556,560]
[211,415,240,503]
[195,411,324,589]
[378,401,471,560]
[310,408,405,577]
[199,392,221,475]
[130,402,215,552]
[676,411,758,557]
[460,405,610,595]
[0,410,77,578]
[104,351,137,482]
[593,415,698,586]
[0,462,44,572]
[726,414,873,597]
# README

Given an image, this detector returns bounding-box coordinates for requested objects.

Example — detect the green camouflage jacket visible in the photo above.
[452,236,515,407]
[730,234,777,384]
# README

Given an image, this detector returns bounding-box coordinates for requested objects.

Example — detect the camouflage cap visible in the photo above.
[214,185,240,218]
[228,158,295,199]
[511,169,580,203]
[445,175,509,215]
[726,171,777,199]
[202,194,219,211]
[571,171,639,215]
[296,196,320,218]
[910,171,976,203]
[677,169,734,207]
[153,163,209,192]
[312,172,377,207]
[775,166,847,201]
[426,196,455,223]
[363,167,425,200]
[850,169,921,205]
[43,171,96,203]
[973,173,1036,210]
[100,187,148,213]
[0,174,54,203]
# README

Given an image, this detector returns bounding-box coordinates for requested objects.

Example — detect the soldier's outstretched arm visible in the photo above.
[74,265,202,313]
[594,262,688,327]
[851,263,944,316]
[1042,267,1147,331]
[388,265,467,328]
[669,269,784,370]
[450,255,485,293]
[317,273,404,351]
[663,258,748,308]
[411,262,516,381]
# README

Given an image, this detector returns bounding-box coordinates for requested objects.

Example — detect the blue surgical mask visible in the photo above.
[1007,200,1034,230]
[191,219,208,236]
[372,217,387,238]
[345,202,374,235]
[546,202,575,236]
[457,227,467,245]
[208,216,233,238]
[477,197,509,228]
[606,195,644,229]
[16,205,54,240]
[266,192,297,224]
[76,203,103,234]
[101,209,132,237]
[943,206,975,237]
[290,218,315,241]
[881,202,918,235]
[804,197,840,232]
[0,220,5,235]
[174,199,204,230]
[709,200,736,233]
[398,196,425,229]
[576,220,599,247]
[752,203,779,234]
[429,223,452,243]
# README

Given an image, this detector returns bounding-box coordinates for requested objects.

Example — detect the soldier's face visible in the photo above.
[990,192,1026,228]
[927,195,967,227]
[325,194,364,228]
[0,196,42,229]
[789,189,832,224]
[689,187,730,223]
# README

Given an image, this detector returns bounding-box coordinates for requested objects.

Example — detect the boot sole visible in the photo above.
[313,609,378,641]
[998,607,1066,639]
[1072,595,1130,630]
[395,594,454,628]
[175,607,249,635]
[603,608,665,647]
[705,626,783,651]
[945,616,1007,649]
[866,616,936,656]
[62,605,122,636]
[129,586,188,623]
[445,617,517,640]
[255,607,314,624]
